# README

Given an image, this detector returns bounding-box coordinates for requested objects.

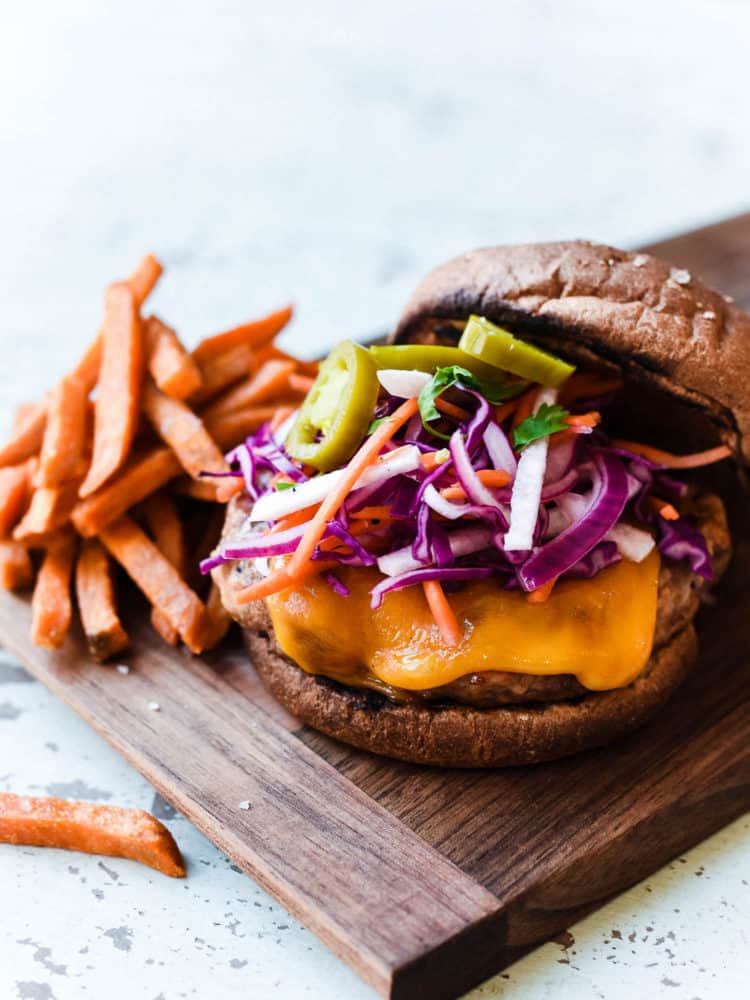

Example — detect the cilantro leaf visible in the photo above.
[367,416,388,435]
[275,481,296,491]
[418,365,527,439]
[512,403,570,450]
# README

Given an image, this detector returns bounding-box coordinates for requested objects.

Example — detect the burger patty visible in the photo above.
[214,491,730,708]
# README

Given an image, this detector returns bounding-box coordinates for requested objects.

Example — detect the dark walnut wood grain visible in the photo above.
[1,214,749,999]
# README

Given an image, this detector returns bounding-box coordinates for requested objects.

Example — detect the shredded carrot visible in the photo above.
[560,373,621,405]
[75,538,129,662]
[434,397,472,422]
[612,440,733,469]
[422,579,461,646]
[419,451,449,472]
[190,343,254,406]
[201,360,297,421]
[192,305,293,365]
[527,578,557,604]
[647,496,680,521]
[145,315,203,401]
[565,411,601,429]
[287,398,419,577]
[0,540,33,590]
[38,374,89,487]
[142,381,228,481]
[440,469,512,501]
[267,505,321,534]
[80,283,143,497]
[235,558,337,604]
[511,389,536,429]
[288,373,316,394]
[349,506,393,521]
[494,398,522,425]
[30,533,76,649]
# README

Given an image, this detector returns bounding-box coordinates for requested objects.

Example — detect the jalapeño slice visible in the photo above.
[458,315,575,387]
[285,340,379,472]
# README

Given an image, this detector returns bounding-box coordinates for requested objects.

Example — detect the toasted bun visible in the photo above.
[245,625,697,767]
[394,241,750,462]
[216,240,741,767]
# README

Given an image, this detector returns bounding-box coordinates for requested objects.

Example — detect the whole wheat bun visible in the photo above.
[218,240,742,767]
[245,625,696,767]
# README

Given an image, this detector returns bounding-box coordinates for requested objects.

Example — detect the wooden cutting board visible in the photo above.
[1,215,749,1000]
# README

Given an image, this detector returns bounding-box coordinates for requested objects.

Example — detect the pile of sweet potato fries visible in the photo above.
[0,254,315,659]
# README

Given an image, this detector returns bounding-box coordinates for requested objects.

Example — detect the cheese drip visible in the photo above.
[266,550,660,693]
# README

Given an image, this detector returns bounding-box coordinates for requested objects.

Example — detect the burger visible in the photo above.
[209,241,741,767]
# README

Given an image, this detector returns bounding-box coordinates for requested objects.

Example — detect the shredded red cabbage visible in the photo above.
[202,376,716,606]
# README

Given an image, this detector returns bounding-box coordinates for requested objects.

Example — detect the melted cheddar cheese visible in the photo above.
[266,550,660,693]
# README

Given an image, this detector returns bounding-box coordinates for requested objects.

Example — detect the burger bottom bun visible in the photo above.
[245,624,697,768]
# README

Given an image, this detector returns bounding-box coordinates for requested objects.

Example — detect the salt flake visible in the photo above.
[238,800,251,811]
[116,664,130,675]
[147,701,161,712]
[632,254,648,268]
[670,268,691,285]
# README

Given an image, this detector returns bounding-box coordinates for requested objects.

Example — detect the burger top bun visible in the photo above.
[393,241,750,463]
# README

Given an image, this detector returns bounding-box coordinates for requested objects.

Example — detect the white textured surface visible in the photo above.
[1,1,750,997]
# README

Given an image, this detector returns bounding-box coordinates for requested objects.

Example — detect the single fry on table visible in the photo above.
[0,793,184,877]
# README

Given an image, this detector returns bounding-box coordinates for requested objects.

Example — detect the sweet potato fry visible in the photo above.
[172,477,220,502]
[0,540,33,590]
[255,342,319,378]
[30,533,76,648]
[0,793,184,877]
[99,516,207,653]
[37,374,89,487]
[142,493,186,576]
[192,304,293,365]
[14,481,80,543]
[127,252,164,307]
[72,447,181,538]
[145,315,203,401]
[0,459,34,536]
[80,283,143,498]
[13,403,38,429]
[142,382,229,481]
[201,360,297,421]
[201,581,232,650]
[189,343,254,406]
[0,400,47,468]
[288,372,316,394]
[71,254,164,393]
[203,406,280,450]
[150,608,179,646]
[75,538,129,662]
